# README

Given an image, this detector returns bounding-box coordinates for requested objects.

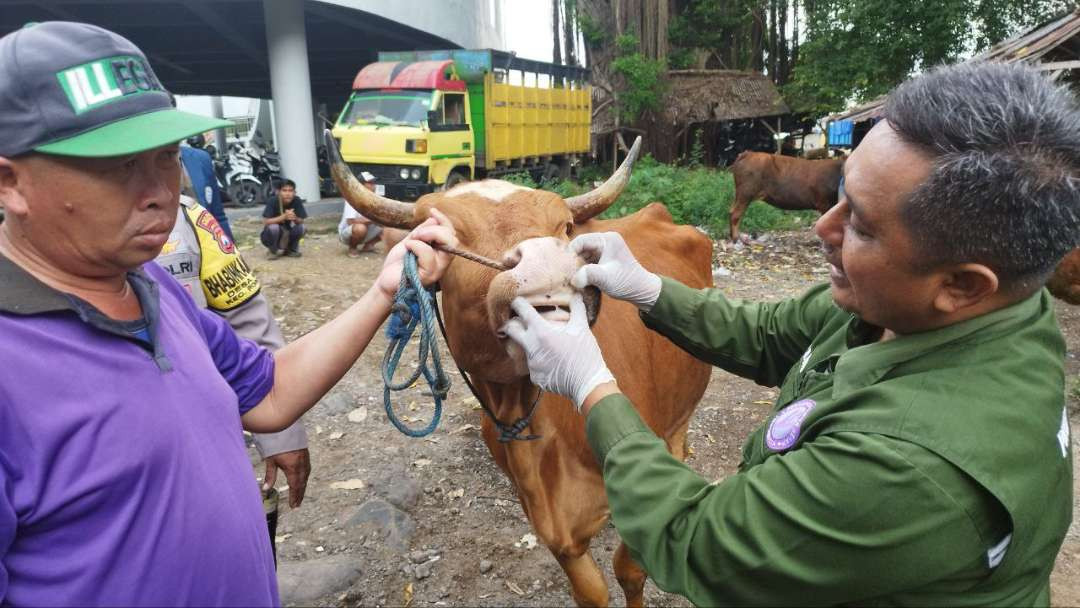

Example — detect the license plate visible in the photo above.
[375,184,385,196]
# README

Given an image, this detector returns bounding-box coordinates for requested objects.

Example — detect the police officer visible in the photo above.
[505,62,1078,605]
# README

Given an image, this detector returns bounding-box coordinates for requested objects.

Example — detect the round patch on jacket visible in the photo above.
[766,399,816,452]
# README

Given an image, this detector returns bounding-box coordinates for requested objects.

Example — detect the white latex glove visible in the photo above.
[502,294,615,412]
[570,232,662,312]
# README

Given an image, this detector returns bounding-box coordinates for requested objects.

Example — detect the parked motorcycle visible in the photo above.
[317,145,339,197]
[222,142,264,207]
[252,149,283,203]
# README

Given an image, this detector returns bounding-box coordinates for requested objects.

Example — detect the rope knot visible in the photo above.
[386,298,419,340]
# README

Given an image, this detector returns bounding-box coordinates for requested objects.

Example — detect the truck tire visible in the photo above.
[542,163,561,184]
[443,170,469,192]
[558,158,572,180]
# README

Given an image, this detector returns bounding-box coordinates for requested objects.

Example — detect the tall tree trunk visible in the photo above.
[791,0,799,69]
[751,2,765,72]
[553,0,563,66]
[778,0,789,84]
[657,0,669,62]
[564,0,578,65]
[769,0,778,81]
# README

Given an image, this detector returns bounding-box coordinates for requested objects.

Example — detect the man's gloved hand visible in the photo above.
[502,294,615,412]
[262,448,311,509]
[570,232,662,312]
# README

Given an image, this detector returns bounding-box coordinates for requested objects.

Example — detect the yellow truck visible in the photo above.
[331,49,591,200]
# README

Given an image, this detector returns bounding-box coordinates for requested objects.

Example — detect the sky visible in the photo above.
[504,0,554,63]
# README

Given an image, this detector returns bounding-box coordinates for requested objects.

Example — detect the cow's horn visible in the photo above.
[324,129,418,228]
[566,136,642,222]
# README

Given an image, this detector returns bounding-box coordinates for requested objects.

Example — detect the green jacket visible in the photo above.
[586,278,1073,606]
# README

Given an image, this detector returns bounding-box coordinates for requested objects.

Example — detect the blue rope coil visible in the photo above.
[381,252,451,437]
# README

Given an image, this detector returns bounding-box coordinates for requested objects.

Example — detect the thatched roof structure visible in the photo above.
[662,70,790,124]
[593,69,789,132]
[829,8,1080,124]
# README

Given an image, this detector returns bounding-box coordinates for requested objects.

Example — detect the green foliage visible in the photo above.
[529,158,814,239]
[575,11,607,49]
[667,47,697,70]
[502,172,539,189]
[785,0,1071,115]
[668,0,760,69]
[611,33,668,123]
[688,130,706,168]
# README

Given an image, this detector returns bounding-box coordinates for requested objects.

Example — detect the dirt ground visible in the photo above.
[231,213,1080,607]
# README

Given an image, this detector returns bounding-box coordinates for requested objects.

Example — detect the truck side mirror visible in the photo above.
[427,110,439,125]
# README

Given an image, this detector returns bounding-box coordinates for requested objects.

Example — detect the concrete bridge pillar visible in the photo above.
[263,0,320,201]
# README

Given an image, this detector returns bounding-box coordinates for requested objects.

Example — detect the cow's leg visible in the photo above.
[729,193,751,242]
[613,542,647,607]
[666,423,690,462]
[555,548,609,607]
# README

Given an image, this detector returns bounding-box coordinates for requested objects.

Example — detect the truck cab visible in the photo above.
[331,60,472,200]
[333,50,591,201]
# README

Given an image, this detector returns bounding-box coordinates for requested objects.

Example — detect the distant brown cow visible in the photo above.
[729,151,844,241]
[1047,246,1080,304]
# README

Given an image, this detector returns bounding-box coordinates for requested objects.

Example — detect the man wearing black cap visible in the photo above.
[0,21,457,606]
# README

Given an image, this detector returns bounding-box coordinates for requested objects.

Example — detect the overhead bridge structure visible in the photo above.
[0,0,506,199]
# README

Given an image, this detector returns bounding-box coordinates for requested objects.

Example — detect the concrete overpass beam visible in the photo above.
[263,0,320,201]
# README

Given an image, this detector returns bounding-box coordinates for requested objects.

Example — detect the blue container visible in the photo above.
[828,120,853,147]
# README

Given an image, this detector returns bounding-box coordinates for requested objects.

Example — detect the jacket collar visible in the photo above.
[0,252,75,315]
[833,289,1050,397]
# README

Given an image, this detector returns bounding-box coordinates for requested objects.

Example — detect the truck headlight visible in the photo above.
[410,168,422,181]
[399,167,410,180]
[406,139,428,153]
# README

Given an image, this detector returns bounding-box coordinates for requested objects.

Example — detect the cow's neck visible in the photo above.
[471,377,542,428]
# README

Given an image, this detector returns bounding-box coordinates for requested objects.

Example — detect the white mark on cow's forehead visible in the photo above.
[446,180,531,202]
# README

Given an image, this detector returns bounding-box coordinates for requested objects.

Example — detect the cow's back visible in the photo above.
[732,153,843,212]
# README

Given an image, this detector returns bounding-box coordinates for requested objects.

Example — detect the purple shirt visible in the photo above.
[0,260,279,606]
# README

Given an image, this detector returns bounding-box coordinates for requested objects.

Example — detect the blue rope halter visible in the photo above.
[380,252,450,437]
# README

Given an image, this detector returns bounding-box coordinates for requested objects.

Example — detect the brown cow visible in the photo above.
[1047,246,1080,304]
[729,151,844,242]
[328,133,712,606]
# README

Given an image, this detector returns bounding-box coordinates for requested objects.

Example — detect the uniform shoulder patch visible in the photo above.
[766,399,816,452]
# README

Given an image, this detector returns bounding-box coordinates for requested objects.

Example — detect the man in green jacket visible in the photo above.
[504,62,1077,605]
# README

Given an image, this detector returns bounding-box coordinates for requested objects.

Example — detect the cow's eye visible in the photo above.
[565,222,573,237]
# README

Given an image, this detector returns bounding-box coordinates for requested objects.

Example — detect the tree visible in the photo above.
[553,0,563,66]
[784,0,1073,115]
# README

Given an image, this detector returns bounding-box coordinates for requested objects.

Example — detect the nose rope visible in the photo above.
[434,244,508,272]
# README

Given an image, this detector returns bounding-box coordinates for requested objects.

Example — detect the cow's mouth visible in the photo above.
[494,287,602,339]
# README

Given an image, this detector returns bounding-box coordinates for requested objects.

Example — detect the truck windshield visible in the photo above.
[339,91,432,127]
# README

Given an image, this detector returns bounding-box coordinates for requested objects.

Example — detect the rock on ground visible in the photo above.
[277,556,362,605]
[346,498,416,550]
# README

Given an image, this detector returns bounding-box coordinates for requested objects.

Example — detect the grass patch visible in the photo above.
[504,156,816,240]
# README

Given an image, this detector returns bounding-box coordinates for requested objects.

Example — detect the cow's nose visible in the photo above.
[501,246,523,270]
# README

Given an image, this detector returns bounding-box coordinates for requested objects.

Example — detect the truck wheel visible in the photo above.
[542,163,561,184]
[558,158,572,180]
[444,171,469,192]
